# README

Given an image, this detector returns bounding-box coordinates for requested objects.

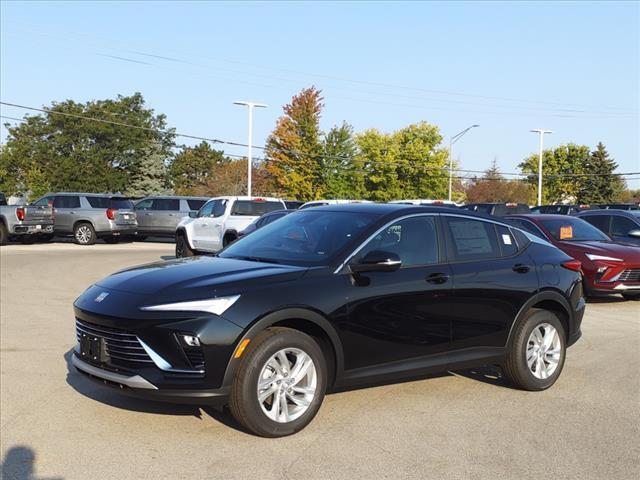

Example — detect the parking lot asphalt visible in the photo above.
[1,242,639,480]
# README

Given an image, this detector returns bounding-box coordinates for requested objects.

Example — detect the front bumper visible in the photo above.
[72,353,230,405]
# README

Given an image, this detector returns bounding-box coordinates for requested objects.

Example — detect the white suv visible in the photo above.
[175,196,286,257]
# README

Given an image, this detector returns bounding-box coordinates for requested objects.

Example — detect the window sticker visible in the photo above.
[502,234,512,245]
[560,225,573,240]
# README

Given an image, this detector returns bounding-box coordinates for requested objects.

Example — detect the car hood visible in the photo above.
[558,240,640,262]
[94,256,307,296]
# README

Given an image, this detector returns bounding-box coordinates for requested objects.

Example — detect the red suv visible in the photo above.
[507,214,640,300]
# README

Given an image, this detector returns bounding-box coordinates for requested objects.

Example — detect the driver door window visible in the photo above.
[356,215,439,267]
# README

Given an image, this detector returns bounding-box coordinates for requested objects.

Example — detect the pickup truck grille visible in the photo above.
[617,269,640,283]
[75,319,153,364]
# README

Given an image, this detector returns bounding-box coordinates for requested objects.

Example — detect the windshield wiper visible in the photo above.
[227,255,280,264]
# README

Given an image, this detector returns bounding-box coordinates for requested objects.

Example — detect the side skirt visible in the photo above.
[334,347,506,389]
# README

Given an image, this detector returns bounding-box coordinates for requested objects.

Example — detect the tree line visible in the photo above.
[0,89,635,205]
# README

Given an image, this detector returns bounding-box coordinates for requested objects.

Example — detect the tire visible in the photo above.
[622,292,640,300]
[0,221,8,245]
[73,222,96,245]
[502,309,566,391]
[103,236,120,244]
[229,327,327,437]
[175,233,195,258]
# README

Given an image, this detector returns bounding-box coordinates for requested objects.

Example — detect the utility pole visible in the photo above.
[448,125,479,201]
[233,101,268,197]
[530,129,552,206]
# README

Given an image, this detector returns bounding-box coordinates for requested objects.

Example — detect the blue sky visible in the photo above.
[1,1,638,187]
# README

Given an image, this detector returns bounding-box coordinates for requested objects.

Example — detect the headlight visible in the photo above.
[585,254,623,262]
[140,295,240,315]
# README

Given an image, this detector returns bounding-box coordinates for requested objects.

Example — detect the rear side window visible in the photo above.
[187,199,207,210]
[153,198,180,211]
[135,199,153,210]
[581,215,610,234]
[54,196,80,209]
[611,216,638,236]
[444,217,500,261]
[231,200,283,216]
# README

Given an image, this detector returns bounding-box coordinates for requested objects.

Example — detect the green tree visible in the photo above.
[265,87,324,201]
[1,93,174,200]
[519,144,590,204]
[127,145,170,197]
[355,129,401,201]
[169,141,227,195]
[577,142,625,204]
[321,122,362,198]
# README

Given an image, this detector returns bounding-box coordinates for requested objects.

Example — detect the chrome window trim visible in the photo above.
[333,213,440,274]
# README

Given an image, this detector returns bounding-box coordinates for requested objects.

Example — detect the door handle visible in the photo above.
[426,273,450,284]
[512,264,530,273]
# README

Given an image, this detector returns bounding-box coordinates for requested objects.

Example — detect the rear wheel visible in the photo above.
[73,222,96,245]
[223,232,237,247]
[502,309,566,391]
[229,327,327,437]
[175,233,195,258]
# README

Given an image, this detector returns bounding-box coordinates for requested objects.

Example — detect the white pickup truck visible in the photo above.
[175,196,286,257]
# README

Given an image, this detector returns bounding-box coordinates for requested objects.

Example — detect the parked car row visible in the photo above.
[0,192,54,245]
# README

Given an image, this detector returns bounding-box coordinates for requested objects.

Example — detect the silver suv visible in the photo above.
[134,196,209,239]
[33,193,137,245]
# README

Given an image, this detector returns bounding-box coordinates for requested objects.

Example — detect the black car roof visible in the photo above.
[577,209,640,218]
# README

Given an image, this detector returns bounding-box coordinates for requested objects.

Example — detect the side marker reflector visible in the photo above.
[234,339,251,359]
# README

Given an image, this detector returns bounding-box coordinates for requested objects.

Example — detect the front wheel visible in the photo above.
[229,327,327,437]
[175,233,195,258]
[502,309,566,391]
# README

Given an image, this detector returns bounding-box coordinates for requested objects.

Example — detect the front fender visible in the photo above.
[220,307,345,389]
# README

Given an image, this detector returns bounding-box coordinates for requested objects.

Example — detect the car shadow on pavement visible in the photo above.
[0,445,62,480]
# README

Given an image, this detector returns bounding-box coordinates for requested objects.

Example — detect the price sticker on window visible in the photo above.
[559,225,573,240]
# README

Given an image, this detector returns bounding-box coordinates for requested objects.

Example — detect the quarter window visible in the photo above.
[357,216,439,267]
[444,217,500,262]
[496,225,518,257]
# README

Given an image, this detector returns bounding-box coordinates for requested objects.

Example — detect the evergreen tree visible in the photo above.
[127,145,169,197]
[577,142,625,204]
[321,122,361,199]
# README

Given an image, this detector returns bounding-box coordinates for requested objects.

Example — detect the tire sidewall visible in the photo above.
[235,329,327,437]
[74,222,95,245]
[175,234,193,257]
[513,311,566,391]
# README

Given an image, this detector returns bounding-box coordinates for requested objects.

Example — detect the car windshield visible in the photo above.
[219,210,380,266]
[540,218,610,242]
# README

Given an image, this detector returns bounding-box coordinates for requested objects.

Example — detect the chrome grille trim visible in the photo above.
[75,319,153,364]
[617,269,640,282]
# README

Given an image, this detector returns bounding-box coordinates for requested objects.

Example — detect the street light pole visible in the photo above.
[448,124,479,201]
[234,101,268,197]
[530,129,552,206]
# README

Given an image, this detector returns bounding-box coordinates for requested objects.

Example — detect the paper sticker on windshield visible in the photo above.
[560,225,573,239]
[502,234,512,245]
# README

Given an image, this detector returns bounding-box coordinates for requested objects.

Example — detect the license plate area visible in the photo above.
[79,333,109,363]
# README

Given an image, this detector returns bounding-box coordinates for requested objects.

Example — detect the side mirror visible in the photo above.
[628,229,640,238]
[350,250,401,273]
[189,211,198,218]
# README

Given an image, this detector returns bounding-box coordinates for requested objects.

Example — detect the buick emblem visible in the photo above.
[95,292,109,303]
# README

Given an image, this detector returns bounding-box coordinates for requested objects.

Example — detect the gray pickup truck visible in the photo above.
[0,192,55,245]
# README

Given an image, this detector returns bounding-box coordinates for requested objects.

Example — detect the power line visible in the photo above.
[5,20,637,115]
[3,101,638,179]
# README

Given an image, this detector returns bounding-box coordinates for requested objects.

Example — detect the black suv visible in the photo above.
[72,204,584,437]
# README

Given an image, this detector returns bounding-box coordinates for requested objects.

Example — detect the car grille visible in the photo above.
[185,350,205,370]
[617,269,640,282]
[75,319,153,364]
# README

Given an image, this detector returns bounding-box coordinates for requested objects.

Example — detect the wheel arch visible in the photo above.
[72,218,96,232]
[175,226,196,250]
[506,290,573,347]
[221,307,344,390]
